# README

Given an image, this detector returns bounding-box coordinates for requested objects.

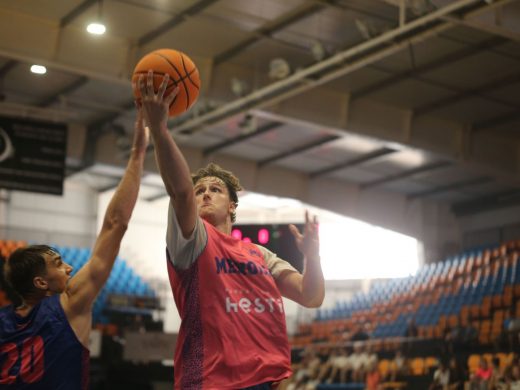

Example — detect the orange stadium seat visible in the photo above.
[495,353,509,370]
[424,357,438,372]
[468,354,481,374]
[410,358,425,375]
[378,359,391,378]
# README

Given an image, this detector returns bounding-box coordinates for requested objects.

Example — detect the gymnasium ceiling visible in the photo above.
[0,0,520,217]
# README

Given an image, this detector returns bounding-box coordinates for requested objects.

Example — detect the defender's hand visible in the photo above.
[289,210,320,260]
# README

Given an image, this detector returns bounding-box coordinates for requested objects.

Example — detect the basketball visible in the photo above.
[132,49,200,117]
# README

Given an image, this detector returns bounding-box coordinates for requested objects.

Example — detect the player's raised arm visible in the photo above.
[63,110,148,315]
[277,211,325,308]
[138,71,197,239]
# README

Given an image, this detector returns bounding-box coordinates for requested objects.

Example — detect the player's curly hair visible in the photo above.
[192,163,242,223]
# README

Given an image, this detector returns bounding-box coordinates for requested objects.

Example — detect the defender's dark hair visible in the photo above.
[4,245,57,299]
[192,163,243,223]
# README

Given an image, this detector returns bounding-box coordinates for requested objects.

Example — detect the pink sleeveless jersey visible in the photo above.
[167,220,292,389]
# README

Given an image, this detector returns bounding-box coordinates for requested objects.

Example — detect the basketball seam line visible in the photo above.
[180,54,200,90]
[133,70,197,85]
[154,53,190,111]
[179,55,190,109]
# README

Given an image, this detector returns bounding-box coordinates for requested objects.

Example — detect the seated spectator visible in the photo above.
[508,365,520,390]
[326,347,350,384]
[366,361,382,390]
[503,354,520,388]
[315,348,337,384]
[348,342,366,382]
[490,357,506,390]
[304,347,322,380]
[506,308,520,352]
[470,358,493,390]
[389,350,410,381]
[286,347,323,390]
[361,344,378,372]
[430,360,450,390]
[448,357,465,390]
[445,316,477,368]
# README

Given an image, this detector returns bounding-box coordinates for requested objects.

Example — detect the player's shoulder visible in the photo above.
[38,295,63,317]
[42,294,61,307]
[252,243,273,258]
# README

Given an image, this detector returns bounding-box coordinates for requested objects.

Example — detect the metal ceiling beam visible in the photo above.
[0,47,130,86]
[352,36,506,100]
[258,134,340,167]
[310,147,396,178]
[452,188,520,216]
[171,0,495,135]
[313,0,397,23]
[213,2,327,65]
[60,0,98,28]
[137,0,219,47]
[414,71,520,116]
[408,176,493,200]
[202,121,283,156]
[442,0,520,44]
[214,0,398,64]
[361,161,453,189]
[37,76,89,107]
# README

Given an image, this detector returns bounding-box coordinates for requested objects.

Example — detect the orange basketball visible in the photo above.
[132,49,200,117]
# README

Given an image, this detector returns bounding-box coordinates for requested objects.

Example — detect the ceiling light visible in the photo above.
[87,23,106,35]
[230,78,248,97]
[30,65,47,75]
[310,40,326,61]
[269,58,291,80]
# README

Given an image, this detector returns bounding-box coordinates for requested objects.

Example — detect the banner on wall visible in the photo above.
[0,115,67,195]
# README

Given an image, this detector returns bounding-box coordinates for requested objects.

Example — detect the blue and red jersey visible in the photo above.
[0,295,89,389]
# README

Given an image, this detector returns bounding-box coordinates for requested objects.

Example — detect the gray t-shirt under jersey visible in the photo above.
[166,202,298,279]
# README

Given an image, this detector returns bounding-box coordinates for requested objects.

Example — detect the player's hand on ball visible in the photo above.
[135,70,179,131]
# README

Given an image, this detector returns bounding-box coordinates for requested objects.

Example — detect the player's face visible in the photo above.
[194,176,235,225]
[41,252,73,294]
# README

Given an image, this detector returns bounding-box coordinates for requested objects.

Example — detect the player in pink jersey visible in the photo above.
[137,71,325,389]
